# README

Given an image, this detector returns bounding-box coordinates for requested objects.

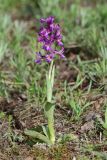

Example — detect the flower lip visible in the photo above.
[40,18,46,23]
[45,54,54,63]
[40,16,54,24]
[42,44,51,51]
[57,40,64,46]
[35,59,41,64]
[46,16,54,24]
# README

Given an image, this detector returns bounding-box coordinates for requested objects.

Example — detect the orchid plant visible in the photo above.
[24,16,65,145]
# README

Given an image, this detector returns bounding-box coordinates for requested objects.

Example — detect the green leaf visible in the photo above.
[24,129,51,145]
[105,107,107,126]
[58,133,78,143]
[42,125,49,139]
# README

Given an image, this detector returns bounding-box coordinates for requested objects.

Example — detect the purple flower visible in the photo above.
[42,44,51,51]
[35,16,65,63]
[35,52,42,63]
[40,16,54,24]
[45,54,54,63]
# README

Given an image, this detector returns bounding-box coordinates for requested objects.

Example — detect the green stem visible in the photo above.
[44,102,55,145]
[45,60,55,144]
[48,106,55,144]
[48,120,55,144]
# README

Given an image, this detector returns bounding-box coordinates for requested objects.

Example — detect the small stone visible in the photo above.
[81,120,94,133]
[25,156,34,160]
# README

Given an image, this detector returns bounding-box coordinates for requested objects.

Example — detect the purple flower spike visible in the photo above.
[35,16,65,63]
